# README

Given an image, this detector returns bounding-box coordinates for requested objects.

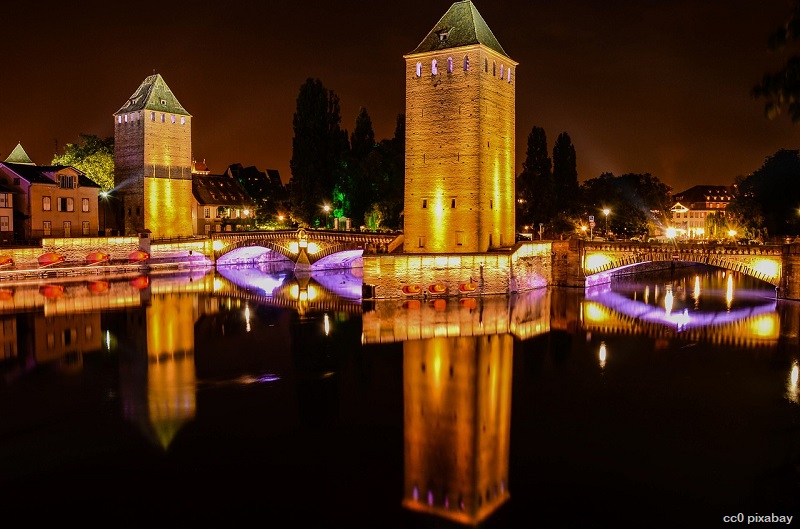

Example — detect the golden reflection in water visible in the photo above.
[644,285,650,305]
[146,294,197,449]
[599,341,607,369]
[664,286,673,316]
[403,335,512,525]
[324,313,330,336]
[788,362,799,404]
[726,273,734,310]
[693,275,701,309]
[245,304,251,333]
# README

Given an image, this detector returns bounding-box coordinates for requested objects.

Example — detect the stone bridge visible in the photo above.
[210,228,403,270]
[570,239,800,299]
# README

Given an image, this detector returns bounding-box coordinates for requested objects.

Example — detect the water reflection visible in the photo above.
[0,264,798,525]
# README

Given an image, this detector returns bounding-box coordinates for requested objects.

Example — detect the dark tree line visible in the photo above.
[288,77,404,230]
[515,125,673,240]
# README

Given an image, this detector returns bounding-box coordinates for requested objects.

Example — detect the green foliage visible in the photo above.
[51,134,114,191]
[516,126,555,231]
[288,78,349,226]
[552,132,579,217]
[579,172,672,239]
[753,2,800,122]
[728,149,800,236]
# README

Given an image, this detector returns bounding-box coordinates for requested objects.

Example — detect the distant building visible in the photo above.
[191,172,256,235]
[114,73,194,239]
[0,161,100,241]
[224,163,287,224]
[403,0,516,253]
[670,185,735,240]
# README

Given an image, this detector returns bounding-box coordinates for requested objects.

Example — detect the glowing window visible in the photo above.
[171,115,176,124]
[464,56,469,70]
[432,59,438,75]
[63,220,71,237]
[117,115,122,124]
[448,57,453,73]
[43,220,51,236]
[500,65,504,78]
[507,68,512,83]
[42,196,51,211]
[181,116,186,125]
[161,114,165,123]
[0,217,8,231]
[416,62,422,77]
[124,114,128,123]
[151,112,155,121]
[82,198,89,212]
[82,221,90,235]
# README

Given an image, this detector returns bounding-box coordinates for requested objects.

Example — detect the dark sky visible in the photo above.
[3,1,798,193]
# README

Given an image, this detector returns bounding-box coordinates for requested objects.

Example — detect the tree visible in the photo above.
[516,126,554,232]
[728,149,800,236]
[51,134,114,191]
[752,1,800,122]
[344,107,378,226]
[371,113,405,230]
[551,132,580,235]
[288,78,349,227]
[580,172,672,239]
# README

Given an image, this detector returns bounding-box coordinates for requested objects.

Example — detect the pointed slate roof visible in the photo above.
[407,0,510,59]
[4,143,34,165]
[114,73,191,116]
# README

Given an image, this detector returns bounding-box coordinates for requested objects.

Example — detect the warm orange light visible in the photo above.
[428,283,447,294]
[402,285,421,295]
[87,280,109,294]
[0,256,13,267]
[39,285,64,299]
[130,276,150,289]
[38,252,65,267]
[128,250,150,262]
[0,289,14,301]
[459,282,477,292]
[86,251,110,264]
[403,299,421,310]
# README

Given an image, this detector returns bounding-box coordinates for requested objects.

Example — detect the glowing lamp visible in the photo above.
[38,252,65,267]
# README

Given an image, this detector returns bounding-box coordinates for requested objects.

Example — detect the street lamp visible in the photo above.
[100,191,109,236]
[323,204,330,229]
[603,208,610,237]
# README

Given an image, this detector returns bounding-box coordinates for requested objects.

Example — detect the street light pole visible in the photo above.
[323,204,330,229]
[603,208,610,237]
[100,191,108,236]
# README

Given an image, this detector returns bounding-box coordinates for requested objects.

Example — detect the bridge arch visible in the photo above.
[581,243,782,287]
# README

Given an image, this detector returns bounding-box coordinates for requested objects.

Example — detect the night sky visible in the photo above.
[3,1,798,193]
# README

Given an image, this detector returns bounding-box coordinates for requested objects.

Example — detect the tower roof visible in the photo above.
[4,142,34,165]
[114,73,191,116]
[407,0,510,59]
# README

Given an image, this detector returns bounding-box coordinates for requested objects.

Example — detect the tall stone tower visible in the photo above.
[403,1,517,254]
[114,74,194,238]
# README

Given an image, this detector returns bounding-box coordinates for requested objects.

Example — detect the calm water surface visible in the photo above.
[0,264,798,527]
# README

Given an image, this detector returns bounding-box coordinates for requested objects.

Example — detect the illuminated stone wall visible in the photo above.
[363,242,551,299]
[404,45,516,253]
[114,106,193,238]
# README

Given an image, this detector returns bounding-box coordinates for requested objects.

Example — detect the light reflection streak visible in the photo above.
[599,341,607,368]
[726,273,734,310]
[788,362,799,404]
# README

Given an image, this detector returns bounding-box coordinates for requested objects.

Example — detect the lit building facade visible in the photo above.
[403,0,517,253]
[669,185,735,240]
[114,74,194,238]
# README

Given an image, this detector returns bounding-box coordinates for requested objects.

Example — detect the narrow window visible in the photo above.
[484,58,488,72]
[431,59,438,75]
[63,221,71,237]
[490,199,493,209]
[181,116,186,125]
[507,68,512,83]
[0,217,9,231]
[124,114,128,123]
[493,61,496,76]
[82,198,89,212]
[464,56,469,70]
[0,193,8,208]
[451,199,456,208]
[160,113,165,122]
[82,221,90,235]
[422,199,428,209]
[416,62,422,77]
[448,57,453,73]
[43,220,51,236]
[500,64,504,78]
[418,236,426,248]
[42,196,51,211]
[151,111,156,121]
[204,207,210,219]
[171,114,176,124]
[117,115,122,124]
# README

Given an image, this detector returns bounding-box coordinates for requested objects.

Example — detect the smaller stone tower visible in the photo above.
[113,74,194,238]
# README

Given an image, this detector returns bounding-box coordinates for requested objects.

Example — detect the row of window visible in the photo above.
[415,56,512,83]
[117,112,186,125]
[39,221,91,236]
[42,197,91,213]
[420,199,493,209]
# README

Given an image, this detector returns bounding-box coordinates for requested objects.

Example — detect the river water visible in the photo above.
[0,264,797,527]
